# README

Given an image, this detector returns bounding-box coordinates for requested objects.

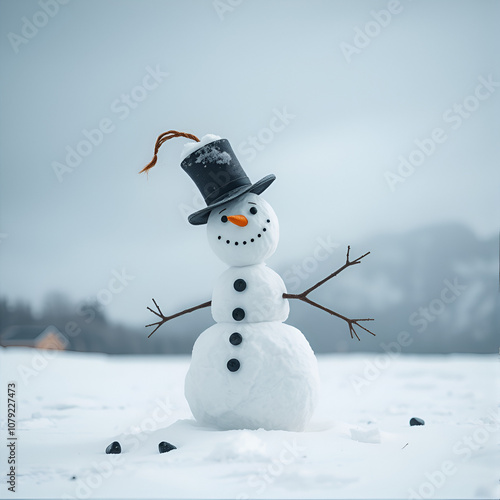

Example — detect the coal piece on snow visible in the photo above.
[158,441,177,454]
[105,441,121,454]
[410,417,425,426]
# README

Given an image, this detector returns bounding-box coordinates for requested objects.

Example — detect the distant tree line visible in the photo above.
[0,292,201,355]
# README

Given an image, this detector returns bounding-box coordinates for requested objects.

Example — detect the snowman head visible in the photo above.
[207,192,279,266]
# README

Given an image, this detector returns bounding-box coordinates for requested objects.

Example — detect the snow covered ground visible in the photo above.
[0,347,498,499]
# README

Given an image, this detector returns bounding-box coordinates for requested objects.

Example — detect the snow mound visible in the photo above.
[349,426,381,444]
[206,431,268,462]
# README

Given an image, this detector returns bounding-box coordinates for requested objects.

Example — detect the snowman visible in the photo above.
[140,130,374,433]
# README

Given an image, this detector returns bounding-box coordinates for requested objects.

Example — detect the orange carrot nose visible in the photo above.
[227,215,248,227]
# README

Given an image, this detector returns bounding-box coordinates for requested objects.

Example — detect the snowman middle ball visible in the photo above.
[211,264,289,323]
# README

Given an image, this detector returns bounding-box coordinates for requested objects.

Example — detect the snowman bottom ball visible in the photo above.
[184,322,320,431]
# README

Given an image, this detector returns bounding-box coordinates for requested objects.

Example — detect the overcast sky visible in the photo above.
[0,0,498,325]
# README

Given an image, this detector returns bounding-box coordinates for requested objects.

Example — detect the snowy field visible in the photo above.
[0,347,498,499]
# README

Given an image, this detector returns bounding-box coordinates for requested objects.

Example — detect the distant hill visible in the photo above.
[279,223,498,354]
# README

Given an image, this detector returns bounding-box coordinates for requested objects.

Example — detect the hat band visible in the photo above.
[205,176,250,206]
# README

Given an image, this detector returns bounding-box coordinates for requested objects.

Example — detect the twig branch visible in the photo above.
[146,298,211,338]
[302,245,370,297]
[301,297,375,341]
[283,246,375,341]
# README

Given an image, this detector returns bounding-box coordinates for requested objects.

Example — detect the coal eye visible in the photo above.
[249,207,258,215]
[221,215,228,223]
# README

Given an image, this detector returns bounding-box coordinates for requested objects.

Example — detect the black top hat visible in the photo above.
[181,139,275,225]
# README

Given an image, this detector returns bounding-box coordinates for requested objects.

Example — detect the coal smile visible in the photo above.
[217,220,270,246]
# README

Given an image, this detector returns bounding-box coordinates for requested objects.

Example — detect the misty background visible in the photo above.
[0,0,498,354]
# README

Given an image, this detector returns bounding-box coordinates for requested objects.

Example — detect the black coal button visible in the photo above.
[158,441,177,453]
[232,308,245,321]
[229,332,242,345]
[105,441,121,454]
[227,358,240,372]
[233,279,247,292]
[410,417,425,426]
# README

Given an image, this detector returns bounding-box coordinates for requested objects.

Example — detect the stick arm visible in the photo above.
[146,298,211,338]
[301,245,369,296]
[282,246,375,341]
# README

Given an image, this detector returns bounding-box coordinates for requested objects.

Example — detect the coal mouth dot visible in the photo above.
[218,218,271,246]
[218,230,267,246]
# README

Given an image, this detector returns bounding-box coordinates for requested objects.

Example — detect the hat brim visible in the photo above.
[188,174,276,225]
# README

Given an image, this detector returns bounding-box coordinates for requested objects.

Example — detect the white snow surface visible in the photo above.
[0,348,498,499]
[180,134,221,161]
